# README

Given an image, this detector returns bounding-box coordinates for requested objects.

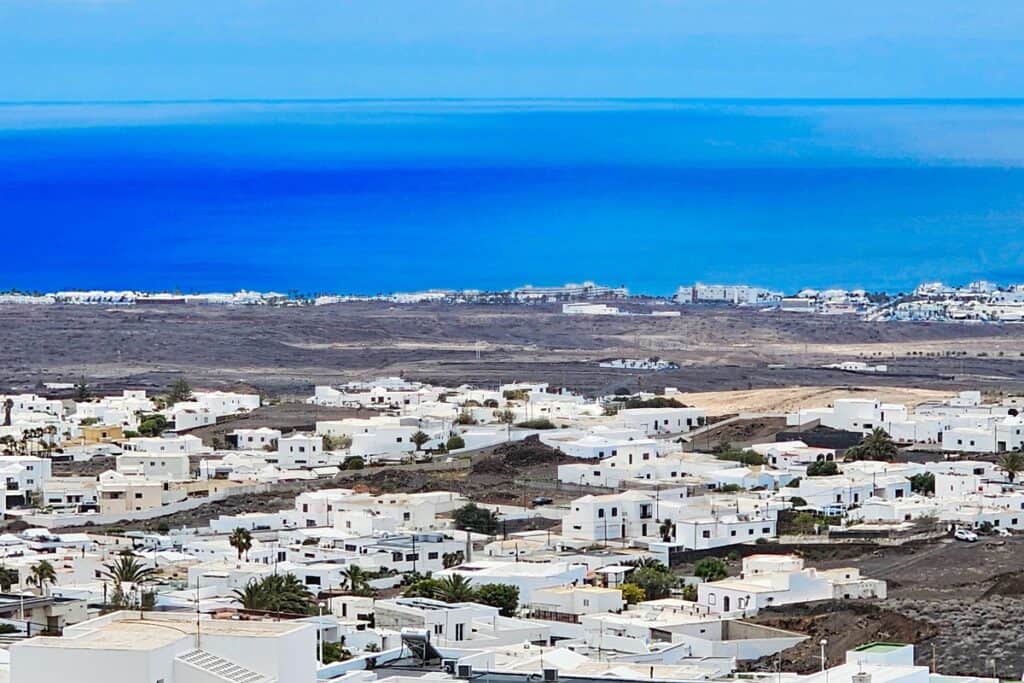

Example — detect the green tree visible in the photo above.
[137,414,169,437]
[322,641,351,664]
[515,418,556,430]
[791,512,821,534]
[495,409,516,424]
[680,584,698,601]
[229,527,253,561]
[693,557,728,582]
[324,434,353,451]
[167,378,193,405]
[73,376,90,401]
[619,583,646,605]
[434,574,476,603]
[630,566,675,600]
[452,503,499,535]
[0,566,19,591]
[999,452,1024,482]
[845,428,898,461]
[410,431,431,451]
[806,460,839,477]
[26,560,57,596]
[446,435,466,450]
[474,583,519,616]
[403,578,441,598]
[342,456,365,470]
[909,473,935,495]
[442,551,464,569]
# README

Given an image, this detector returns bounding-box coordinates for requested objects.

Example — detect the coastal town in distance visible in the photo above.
[0,277,1023,681]
[5,0,1024,680]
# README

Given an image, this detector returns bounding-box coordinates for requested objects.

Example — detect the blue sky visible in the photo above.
[1,1,1022,100]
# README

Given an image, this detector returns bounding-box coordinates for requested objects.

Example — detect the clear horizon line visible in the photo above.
[3,96,1024,107]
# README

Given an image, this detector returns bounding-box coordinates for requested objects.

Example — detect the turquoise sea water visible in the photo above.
[2,99,1024,295]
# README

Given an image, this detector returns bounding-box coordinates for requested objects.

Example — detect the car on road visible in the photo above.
[954,528,979,542]
[532,496,554,506]
[995,527,1013,537]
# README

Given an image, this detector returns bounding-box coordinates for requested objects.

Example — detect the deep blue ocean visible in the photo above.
[2,99,1024,295]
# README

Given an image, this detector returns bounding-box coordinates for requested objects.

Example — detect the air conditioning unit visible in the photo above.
[442,659,457,674]
[456,664,474,679]
[543,668,559,683]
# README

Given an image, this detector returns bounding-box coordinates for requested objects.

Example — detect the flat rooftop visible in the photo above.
[17,613,307,651]
[853,642,908,653]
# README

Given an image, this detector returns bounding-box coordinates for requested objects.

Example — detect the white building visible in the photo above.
[616,407,705,435]
[10,610,316,683]
[697,554,886,614]
[435,560,587,606]
[229,427,282,450]
[122,434,208,455]
[276,433,327,468]
[116,452,191,481]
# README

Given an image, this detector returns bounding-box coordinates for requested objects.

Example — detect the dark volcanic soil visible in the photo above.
[5,302,1024,398]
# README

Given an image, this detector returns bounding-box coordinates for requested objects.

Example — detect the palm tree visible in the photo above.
[631,557,668,571]
[44,426,57,457]
[659,519,674,543]
[232,574,311,614]
[410,431,430,452]
[102,551,157,609]
[434,574,475,603]
[845,428,898,461]
[341,565,369,594]
[102,551,157,585]
[26,560,56,596]
[232,579,268,610]
[0,566,19,592]
[999,452,1024,483]
[228,528,253,561]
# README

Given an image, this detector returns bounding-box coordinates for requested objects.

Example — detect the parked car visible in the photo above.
[954,528,979,542]
[995,527,1012,537]
[532,496,554,506]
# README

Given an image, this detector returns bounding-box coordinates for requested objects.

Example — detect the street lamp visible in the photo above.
[318,601,327,665]
[819,639,828,672]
